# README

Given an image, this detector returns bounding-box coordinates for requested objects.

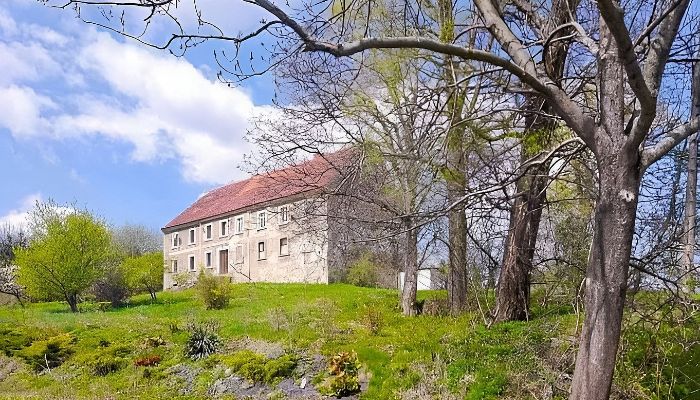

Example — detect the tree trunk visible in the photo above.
[494,118,549,322]
[570,20,638,399]
[493,0,575,321]
[150,290,157,301]
[447,199,468,314]
[570,152,640,399]
[66,293,79,313]
[682,60,700,290]
[400,217,419,316]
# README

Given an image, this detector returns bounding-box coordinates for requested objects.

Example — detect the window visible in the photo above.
[279,237,289,256]
[235,216,244,234]
[235,245,244,264]
[205,224,212,240]
[257,241,266,260]
[258,211,266,230]
[280,206,289,224]
[189,228,196,244]
[171,233,179,248]
[220,220,228,236]
[188,255,195,271]
[171,260,178,273]
[205,251,212,268]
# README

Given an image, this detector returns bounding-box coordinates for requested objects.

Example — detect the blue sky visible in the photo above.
[0,0,277,231]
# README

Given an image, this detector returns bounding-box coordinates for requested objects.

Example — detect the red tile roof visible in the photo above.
[162,150,352,230]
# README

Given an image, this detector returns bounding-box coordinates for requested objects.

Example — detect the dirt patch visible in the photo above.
[0,356,20,381]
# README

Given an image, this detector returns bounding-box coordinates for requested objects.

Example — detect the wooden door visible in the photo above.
[219,249,229,274]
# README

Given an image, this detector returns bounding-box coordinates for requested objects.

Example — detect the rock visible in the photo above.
[167,364,201,395]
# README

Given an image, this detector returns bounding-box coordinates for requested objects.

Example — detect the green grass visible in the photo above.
[0,284,697,399]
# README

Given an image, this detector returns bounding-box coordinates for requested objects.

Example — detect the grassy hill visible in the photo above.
[0,284,697,399]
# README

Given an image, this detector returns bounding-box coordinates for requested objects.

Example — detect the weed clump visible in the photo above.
[359,304,384,335]
[185,320,221,360]
[319,351,362,398]
[196,271,232,310]
[93,355,126,376]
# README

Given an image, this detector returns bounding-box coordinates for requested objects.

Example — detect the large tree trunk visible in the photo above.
[493,0,575,322]
[570,150,640,399]
[570,21,638,399]
[493,162,547,321]
[400,217,419,316]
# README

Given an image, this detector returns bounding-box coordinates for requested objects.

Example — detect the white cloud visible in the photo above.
[0,85,55,137]
[0,5,273,185]
[0,193,41,230]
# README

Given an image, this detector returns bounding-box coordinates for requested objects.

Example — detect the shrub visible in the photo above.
[0,328,35,356]
[263,354,297,383]
[16,333,75,372]
[134,354,162,367]
[185,321,221,360]
[196,271,232,310]
[91,265,130,307]
[319,351,362,397]
[346,254,379,288]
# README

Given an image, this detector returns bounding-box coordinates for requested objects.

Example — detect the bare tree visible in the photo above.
[46,0,700,397]
[0,224,28,304]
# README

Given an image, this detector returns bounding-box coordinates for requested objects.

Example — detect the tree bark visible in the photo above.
[570,20,638,399]
[570,151,640,399]
[400,217,419,316]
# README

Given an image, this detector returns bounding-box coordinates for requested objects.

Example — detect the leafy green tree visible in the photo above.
[123,252,164,301]
[15,202,111,312]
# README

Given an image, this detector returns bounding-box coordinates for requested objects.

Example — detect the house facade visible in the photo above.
[162,151,394,289]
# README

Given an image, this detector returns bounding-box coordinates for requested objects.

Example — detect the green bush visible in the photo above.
[319,351,362,397]
[0,328,35,356]
[346,254,379,288]
[16,333,75,372]
[221,350,297,384]
[196,271,232,310]
[185,321,221,360]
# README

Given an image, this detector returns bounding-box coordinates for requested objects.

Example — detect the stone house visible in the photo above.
[161,151,399,289]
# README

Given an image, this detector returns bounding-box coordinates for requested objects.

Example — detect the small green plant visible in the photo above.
[196,271,232,310]
[319,351,362,398]
[185,320,221,360]
[16,333,75,372]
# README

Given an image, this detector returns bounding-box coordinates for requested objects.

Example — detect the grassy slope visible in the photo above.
[0,284,696,399]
